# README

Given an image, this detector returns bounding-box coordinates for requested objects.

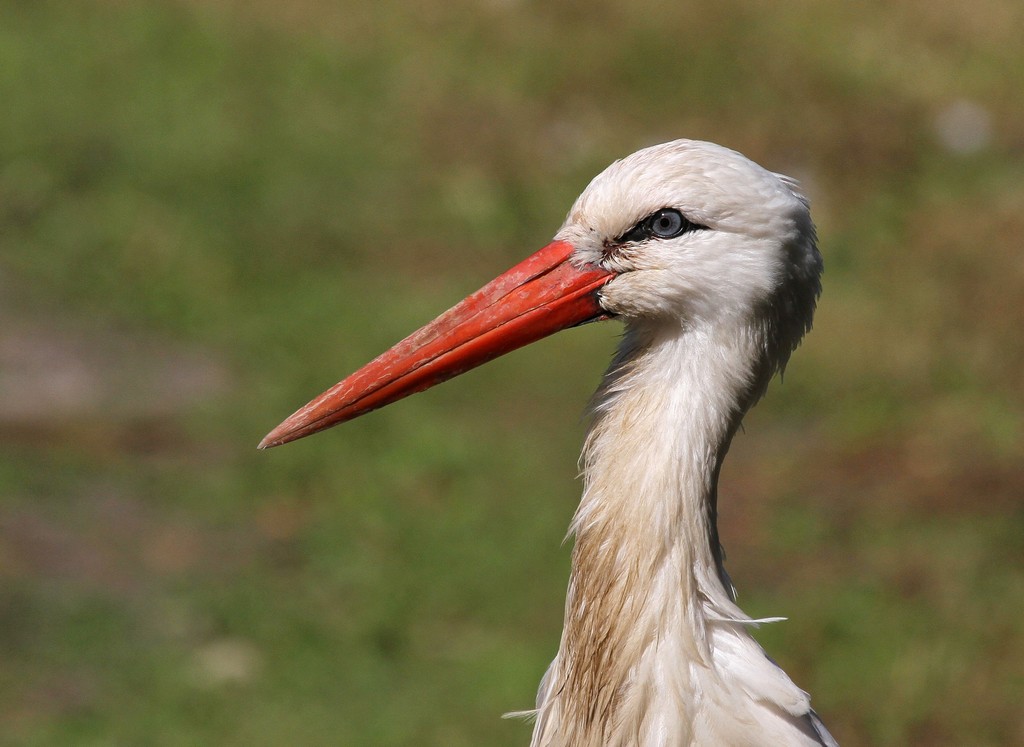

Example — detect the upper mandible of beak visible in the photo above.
[259,240,614,449]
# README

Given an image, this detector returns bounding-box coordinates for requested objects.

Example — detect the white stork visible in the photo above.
[261,139,837,746]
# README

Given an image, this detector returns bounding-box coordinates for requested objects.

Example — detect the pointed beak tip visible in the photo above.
[257,426,293,450]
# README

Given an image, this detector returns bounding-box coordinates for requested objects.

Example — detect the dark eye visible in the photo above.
[648,209,686,238]
[617,208,700,244]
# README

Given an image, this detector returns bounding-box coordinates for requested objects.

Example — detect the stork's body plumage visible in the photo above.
[262,140,836,746]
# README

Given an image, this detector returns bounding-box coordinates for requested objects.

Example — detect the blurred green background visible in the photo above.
[2,1,1022,744]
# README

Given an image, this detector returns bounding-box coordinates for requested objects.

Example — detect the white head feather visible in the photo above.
[560,139,820,375]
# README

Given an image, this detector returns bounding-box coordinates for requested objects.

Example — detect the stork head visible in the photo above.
[564,140,821,359]
[260,139,820,448]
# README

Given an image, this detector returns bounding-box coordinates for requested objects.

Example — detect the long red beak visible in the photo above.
[259,240,614,449]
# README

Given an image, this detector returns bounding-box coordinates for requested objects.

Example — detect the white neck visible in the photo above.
[527,320,830,747]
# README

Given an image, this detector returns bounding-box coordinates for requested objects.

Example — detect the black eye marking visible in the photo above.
[616,208,705,244]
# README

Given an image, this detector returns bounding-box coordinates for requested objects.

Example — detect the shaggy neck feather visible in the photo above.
[533,318,766,745]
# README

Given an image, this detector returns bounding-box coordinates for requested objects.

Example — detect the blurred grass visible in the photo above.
[1,0,1022,744]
